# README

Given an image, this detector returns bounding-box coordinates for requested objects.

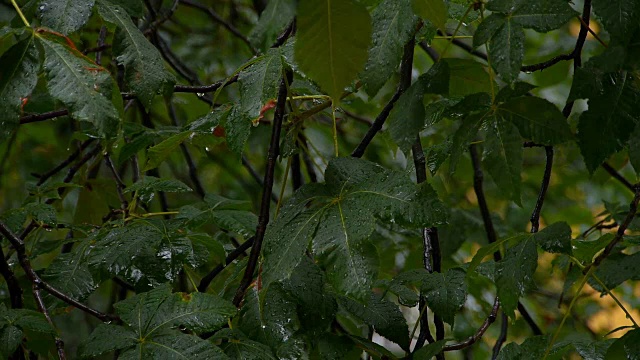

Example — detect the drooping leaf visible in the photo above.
[496,97,573,145]
[339,293,410,350]
[589,252,640,292]
[294,0,372,100]
[39,36,120,138]
[421,267,467,326]
[411,0,448,30]
[39,0,95,35]
[0,35,39,143]
[263,157,447,300]
[97,0,175,108]
[239,285,299,351]
[144,131,192,171]
[43,244,97,301]
[362,0,417,96]
[249,0,296,52]
[577,71,640,173]
[573,233,613,263]
[387,61,449,152]
[483,118,523,205]
[124,176,192,203]
[495,235,538,318]
[413,339,447,360]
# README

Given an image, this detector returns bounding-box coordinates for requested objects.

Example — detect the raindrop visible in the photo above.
[196,92,205,97]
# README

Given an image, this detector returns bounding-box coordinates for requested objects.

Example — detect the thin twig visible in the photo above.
[242,156,279,204]
[232,69,293,306]
[198,237,254,292]
[35,139,95,186]
[530,146,553,233]
[443,298,500,351]
[31,283,66,359]
[601,162,635,193]
[19,109,69,124]
[104,153,129,212]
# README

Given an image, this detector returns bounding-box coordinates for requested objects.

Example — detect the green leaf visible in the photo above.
[577,72,640,173]
[495,81,537,103]
[449,112,486,174]
[221,336,277,360]
[186,105,232,133]
[263,157,447,300]
[115,286,236,334]
[43,247,97,301]
[533,222,572,254]
[574,339,615,360]
[239,51,282,120]
[362,0,417,96]
[294,0,372,100]
[78,324,138,358]
[421,268,467,326]
[590,252,640,292]
[489,20,524,83]
[239,285,299,351]
[444,58,493,97]
[339,293,410,350]
[124,176,192,203]
[592,0,640,44]
[97,0,175,108]
[144,131,192,171]
[497,97,573,145]
[473,13,507,47]
[120,329,228,359]
[483,118,523,205]
[388,61,449,152]
[249,0,296,52]
[411,0,448,30]
[487,0,577,33]
[178,194,257,238]
[413,339,447,359]
[39,0,95,35]
[573,233,613,263]
[24,202,56,226]
[605,329,640,360]
[225,106,252,157]
[39,36,120,138]
[0,326,22,358]
[0,35,39,143]
[495,235,537,318]
[107,0,143,17]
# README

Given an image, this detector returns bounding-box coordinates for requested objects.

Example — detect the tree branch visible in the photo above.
[198,237,254,292]
[601,162,635,193]
[443,297,500,351]
[232,69,293,306]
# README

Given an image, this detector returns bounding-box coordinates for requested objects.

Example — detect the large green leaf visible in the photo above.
[39,36,120,138]
[495,235,537,318]
[0,35,39,143]
[496,97,572,145]
[0,305,55,358]
[362,0,417,96]
[533,221,572,254]
[294,0,372,100]
[589,252,640,292]
[449,112,486,174]
[577,72,640,173]
[411,0,448,30]
[605,329,640,360]
[249,0,296,52]
[39,0,95,35]
[421,268,467,326]
[489,20,524,83]
[444,58,493,97]
[178,194,258,238]
[487,0,576,32]
[339,294,410,350]
[43,242,97,301]
[483,118,523,205]
[239,51,282,119]
[496,335,571,360]
[263,157,447,300]
[97,0,175,107]
[592,0,640,44]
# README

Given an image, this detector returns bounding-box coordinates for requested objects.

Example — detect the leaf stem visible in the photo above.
[10,0,30,27]
[439,3,473,59]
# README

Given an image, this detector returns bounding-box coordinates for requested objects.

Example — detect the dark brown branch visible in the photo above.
[31,283,66,359]
[530,146,553,233]
[443,297,500,351]
[34,139,95,186]
[0,221,117,322]
[179,0,257,54]
[492,313,508,359]
[351,38,415,158]
[174,75,239,93]
[198,237,255,292]
[291,154,303,190]
[0,246,22,308]
[232,69,293,306]
[521,53,573,73]
[469,145,499,256]
[562,0,592,117]
[104,153,130,212]
[19,109,69,124]
[601,162,635,193]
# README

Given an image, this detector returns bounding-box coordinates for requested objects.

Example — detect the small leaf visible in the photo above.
[488,0,577,33]
[239,52,283,120]
[295,0,372,100]
[43,247,97,301]
[78,324,137,358]
[412,0,448,30]
[0,35,39,143]
[144,131,192,171]
[413,339,447,360]
[573,233,613,263]
[495,236,538,318]
[39,0,95,35]
[249,0,296,52]
[497,97,572,145]
[97,0,175,107]
[124,176,192,203]
[39,36,120,138]
[362,0,417,96]
[533,221,572,254]
[421,268,467,326]
[0,326,22,358]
